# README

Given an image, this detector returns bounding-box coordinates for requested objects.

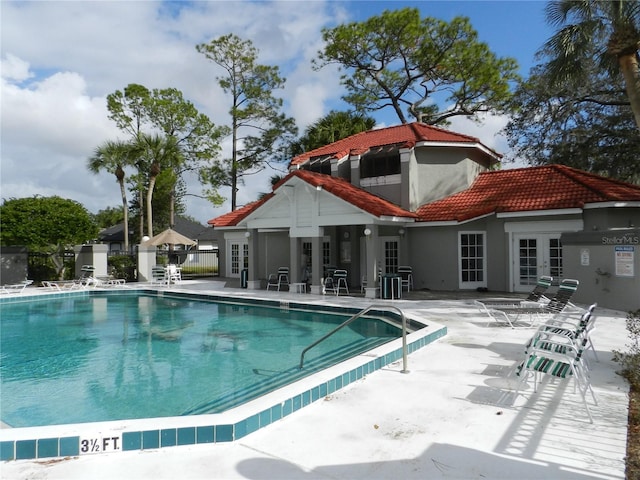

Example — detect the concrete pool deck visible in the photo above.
[1,281,630,479]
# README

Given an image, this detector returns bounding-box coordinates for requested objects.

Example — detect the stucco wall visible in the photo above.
[410,147,486,210]
[562,229,640,312]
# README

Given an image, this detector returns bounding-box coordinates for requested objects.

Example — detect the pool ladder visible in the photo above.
[299,305,409,373]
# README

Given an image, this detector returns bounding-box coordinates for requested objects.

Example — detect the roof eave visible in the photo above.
[496,208,583,218]
[583,201,640,209]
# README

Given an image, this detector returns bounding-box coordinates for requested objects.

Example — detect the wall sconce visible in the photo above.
[398,228,405,236]
[316,185,323,191]
[364,228,372,236]
[244,231,251,238]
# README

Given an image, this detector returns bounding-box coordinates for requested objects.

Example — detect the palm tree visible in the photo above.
[88,140,136,252]
[290,111,376,156]
[138,134,182,237]
[544,0,640,131]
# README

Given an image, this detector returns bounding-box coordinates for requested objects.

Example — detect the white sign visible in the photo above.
[80,434,122,454]
[580,248,590,266]
[615,246,634,277]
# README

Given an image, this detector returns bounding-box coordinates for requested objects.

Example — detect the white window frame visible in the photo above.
[458,231,487,289]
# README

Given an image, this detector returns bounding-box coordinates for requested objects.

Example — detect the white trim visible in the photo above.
[583,201,640,209]
[414,141,500,159]
[379,216,416,223]
[504,219,583,233]
[497,208,582,218]
[457,231,487,289]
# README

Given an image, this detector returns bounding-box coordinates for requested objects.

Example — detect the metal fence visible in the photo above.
[155,249,219,278]
[25,249,219,282]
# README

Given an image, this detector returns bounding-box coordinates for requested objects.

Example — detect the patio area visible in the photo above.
[2,280,630,479]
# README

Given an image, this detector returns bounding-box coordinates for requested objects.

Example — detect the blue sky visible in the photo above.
[1,1,553,225]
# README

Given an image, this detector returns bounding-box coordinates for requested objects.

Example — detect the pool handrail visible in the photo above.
[299,305,409,373]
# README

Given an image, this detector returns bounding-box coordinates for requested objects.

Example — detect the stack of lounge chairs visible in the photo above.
[513,303,599,422]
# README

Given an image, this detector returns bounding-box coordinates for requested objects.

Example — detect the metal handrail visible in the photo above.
[299,305,409,373]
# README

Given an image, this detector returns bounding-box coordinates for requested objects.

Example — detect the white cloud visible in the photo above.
[1,0,538,225]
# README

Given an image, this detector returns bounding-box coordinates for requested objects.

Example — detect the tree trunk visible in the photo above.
[231,116,238,211]
[147,176,156,238]
[619,52,640,132]
[119,180,129,252]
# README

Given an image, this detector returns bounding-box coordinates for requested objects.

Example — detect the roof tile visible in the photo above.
[416,164,640,222]
[290,122,500,166]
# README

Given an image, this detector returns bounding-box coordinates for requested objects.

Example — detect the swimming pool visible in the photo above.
[1,292,402,427]
[0,289,447,460]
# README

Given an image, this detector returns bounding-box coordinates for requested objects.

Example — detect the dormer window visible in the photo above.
[307,155,332,175]
[360,144,401,179]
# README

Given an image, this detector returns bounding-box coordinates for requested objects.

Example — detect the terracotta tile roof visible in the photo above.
[416,164,640,222]
[288,170,417,219]
[207,197,271,227]
[290,122,501,167]
[208,170,416,227]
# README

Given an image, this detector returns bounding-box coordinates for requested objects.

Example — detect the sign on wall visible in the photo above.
[615,246,635,277]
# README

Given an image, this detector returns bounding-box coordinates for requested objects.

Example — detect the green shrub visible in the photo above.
[108,255,137,281]
[613,309,640,389]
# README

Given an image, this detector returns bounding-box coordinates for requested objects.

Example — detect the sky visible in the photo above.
[0,0,553,226]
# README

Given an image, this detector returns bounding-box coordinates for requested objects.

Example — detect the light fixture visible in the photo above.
[316,185,323,191]
[244,231,251,238]
[398,228,405,236]
[364,228,371,236]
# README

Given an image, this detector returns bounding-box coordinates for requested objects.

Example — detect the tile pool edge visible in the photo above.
[0,290,447,461]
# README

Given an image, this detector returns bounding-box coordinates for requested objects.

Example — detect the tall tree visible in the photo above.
[106,84,224,233]
[144,87,227,227]
[196,34,298,211]
[315,8,519,125]
[0,196,98,279]
[87,140,137,252]
[289,110,376,156]
[504,62,640,182]
[106,84,151,238]
[543,0,640,131]
[137,134,182,237]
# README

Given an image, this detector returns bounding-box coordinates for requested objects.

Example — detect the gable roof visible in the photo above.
[208,197,271,227]
[208,170,416,227]
[290,122,501,167]
[416,164,640,223]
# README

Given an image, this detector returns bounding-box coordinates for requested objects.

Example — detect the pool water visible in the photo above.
[0,293,400,428]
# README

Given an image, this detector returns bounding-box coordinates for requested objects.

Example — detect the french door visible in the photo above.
[513,233,563,291]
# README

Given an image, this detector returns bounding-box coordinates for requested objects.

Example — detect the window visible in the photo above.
[384,240,399,274]
[322,241,331,267]
[360,145,401,179]
[549,238,563,279]
[459,232,486,287]
[231,244,240,275]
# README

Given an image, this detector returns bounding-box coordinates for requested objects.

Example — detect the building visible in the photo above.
[209,122,640,310]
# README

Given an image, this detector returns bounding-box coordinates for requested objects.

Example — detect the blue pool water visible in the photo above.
[0,293,401,428]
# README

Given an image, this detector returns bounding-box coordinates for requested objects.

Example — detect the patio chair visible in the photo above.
[333,269,349,295]
[0,279,33,294]
[397,266,413,292]
[151,266,169,285]
[266,267,289,291]
[478,279,580,328]
[42,266,98,290]
[166,264,182,284]
[475,275,553,309]
[514,321,597,423]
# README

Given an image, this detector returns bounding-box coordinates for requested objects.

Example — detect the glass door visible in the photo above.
[513,234,562,291]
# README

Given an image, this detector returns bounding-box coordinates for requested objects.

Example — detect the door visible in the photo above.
[513,233,563,291]
[227,240,248,278]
